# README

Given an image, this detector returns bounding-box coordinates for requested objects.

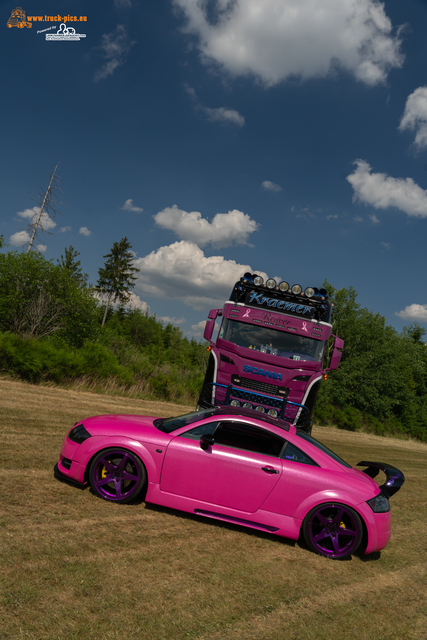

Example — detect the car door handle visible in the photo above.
[262,466,279,474]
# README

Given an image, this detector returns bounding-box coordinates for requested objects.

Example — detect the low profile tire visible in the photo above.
[89,448,146,504]
[303,502,363,559]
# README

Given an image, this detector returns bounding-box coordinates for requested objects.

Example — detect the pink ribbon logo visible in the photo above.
[243,309,251,318]
[302,322,308,332]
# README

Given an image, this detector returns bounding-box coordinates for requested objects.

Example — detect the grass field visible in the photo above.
[1,378,426,640]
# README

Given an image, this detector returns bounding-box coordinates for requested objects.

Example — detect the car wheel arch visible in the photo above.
[294,491,366,528]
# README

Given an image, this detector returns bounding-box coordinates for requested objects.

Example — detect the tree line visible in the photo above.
[0,236,209,404]
[0,236,425,440]
[316,280,427,441]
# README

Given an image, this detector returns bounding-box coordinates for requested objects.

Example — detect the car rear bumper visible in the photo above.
[359,504,392,554]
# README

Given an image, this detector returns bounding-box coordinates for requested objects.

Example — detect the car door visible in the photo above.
[160,420,285,513]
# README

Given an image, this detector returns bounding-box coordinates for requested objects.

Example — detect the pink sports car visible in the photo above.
[55,406,404,559]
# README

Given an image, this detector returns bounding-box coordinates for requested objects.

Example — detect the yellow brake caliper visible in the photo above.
[101,461,111,479]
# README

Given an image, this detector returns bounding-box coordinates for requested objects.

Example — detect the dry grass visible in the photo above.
[1,377,426,640]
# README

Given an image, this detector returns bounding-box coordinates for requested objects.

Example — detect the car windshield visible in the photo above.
[296,431,351,468]
[154,409,218,434]
[219,318,325,362]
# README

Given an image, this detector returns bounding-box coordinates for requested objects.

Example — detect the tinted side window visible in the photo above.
[213,422,285,457]
[281,442,317,466]
[179,421,220,440]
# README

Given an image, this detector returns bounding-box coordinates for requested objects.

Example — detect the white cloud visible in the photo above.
[126,292,150,313]
[9,231,46,252]
[9,231,30,247]
[205,106,245,126]
[347,160,427,218]
[185,84,245,126]
[399,86,427,151]
[262,180,282,192]
[17,207,56,231]
[94,25,136,82]
[94,290,149,313]
[174,0,403,86]
[159,316,186,325]
[79,227,92,236]
[369,214,380,224]
[154,204,259,248]
[60,226,71,232]
[134,240,267,310]
[326,214,339,220]
[395,304,427,322]
[122,199,144,213]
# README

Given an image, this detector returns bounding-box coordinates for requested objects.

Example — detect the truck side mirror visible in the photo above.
[328,336,344,371]
[204,309,222,342]
[203,319,215,342]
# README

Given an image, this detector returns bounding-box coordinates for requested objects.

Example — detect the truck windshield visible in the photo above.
[219,318,325,362]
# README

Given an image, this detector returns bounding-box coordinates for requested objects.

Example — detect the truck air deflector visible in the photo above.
[200,382,309,428]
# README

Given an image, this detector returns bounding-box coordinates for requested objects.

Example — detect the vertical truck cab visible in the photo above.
[198,273,343,433]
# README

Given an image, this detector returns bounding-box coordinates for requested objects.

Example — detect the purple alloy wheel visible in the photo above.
[303,503,363,559]
[89,448,146,504]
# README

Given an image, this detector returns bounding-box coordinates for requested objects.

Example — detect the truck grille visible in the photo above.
[232,375,289,398]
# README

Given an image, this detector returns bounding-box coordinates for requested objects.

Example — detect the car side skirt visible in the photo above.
[146,482,302,541]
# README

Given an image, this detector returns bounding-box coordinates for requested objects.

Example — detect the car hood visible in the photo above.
[79,414,163,440]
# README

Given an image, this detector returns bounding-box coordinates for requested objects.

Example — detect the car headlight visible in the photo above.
[68,423,92,444]
[367,493,390,513]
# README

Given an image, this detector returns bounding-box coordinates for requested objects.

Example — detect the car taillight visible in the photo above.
[367,493,390,513]
[68,423,92,444]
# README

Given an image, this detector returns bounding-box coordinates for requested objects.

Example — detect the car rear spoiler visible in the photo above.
[357,461,405,497]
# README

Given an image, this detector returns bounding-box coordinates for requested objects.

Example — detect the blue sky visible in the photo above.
[2,0,427,338]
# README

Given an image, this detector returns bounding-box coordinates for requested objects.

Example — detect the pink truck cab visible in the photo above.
[198,272,344,434]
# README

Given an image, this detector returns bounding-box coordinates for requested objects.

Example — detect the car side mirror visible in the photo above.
[200,434,215,450]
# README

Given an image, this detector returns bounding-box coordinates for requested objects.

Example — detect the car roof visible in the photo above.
[203,406,291,432]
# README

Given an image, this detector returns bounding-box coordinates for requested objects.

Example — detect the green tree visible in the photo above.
[0,250,99,347]
[96,237,140,326]
[57,245,87,283]
[316,280,427,439]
